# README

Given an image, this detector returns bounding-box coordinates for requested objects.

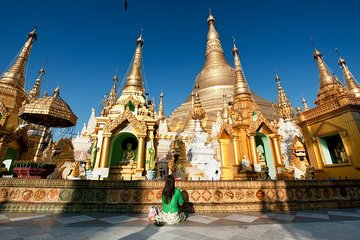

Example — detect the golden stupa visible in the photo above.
[167,13,274,132]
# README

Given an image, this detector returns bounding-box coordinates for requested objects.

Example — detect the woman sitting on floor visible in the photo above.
[155,174,186,225]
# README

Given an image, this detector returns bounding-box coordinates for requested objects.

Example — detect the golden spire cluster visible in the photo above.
[275,73,294,119]
[313,48,344,105]
[337,53,360,97]
[0,27,37,93]
[121,33,145,96]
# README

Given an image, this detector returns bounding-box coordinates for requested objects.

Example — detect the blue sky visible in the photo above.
[1,0,360,137]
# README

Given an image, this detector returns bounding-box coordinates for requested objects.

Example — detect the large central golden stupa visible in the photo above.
[167,13,274,132]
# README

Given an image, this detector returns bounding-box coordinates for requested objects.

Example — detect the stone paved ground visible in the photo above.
[1,208,360,239]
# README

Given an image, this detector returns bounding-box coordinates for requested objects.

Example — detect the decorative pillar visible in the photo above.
[137,135,146,171]
[232,137,240,165]
[34,126,49,162]
[271,135,283,166]
[99,133,111,168]
[249,133,258,164]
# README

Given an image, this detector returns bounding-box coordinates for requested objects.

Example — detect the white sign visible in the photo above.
[92,168,109,179]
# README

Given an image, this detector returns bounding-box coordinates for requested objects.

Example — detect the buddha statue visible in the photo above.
[334,142,348,163]
[121,142,135,165]
[241,154,252,171]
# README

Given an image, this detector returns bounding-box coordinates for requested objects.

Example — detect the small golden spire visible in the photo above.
[122,32,145,95]
[275,73,294,119]
[301,93,309,111]
[183,85,206,132]
[0,27,38,91]
[232,37,252,100]
[313,48,344,105]
[336,49,360,97]
[53,86,60,98]
[28,65,46,101]
[108,70,118,107]
[157,90,165,121]
[190,85,206,120]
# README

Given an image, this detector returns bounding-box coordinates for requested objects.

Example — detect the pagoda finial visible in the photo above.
[301,93,309,111]
[157,90,165,121]
[309,33,316,50]
[122,33,145,95]
[0,27,38,92]
[53,86,60,98]
[207,8,215,24]
[313,46,344,105]
[336,49,360,97]
[28,63,46,101]
[136,28,144,47]
[275,73,294,120]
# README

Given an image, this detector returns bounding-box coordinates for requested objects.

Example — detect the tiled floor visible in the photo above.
[0,208,360,239]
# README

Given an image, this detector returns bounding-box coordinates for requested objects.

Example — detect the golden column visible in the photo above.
[136,135,146,172]
[249,133,258,164]
[219,138,233,179]
[271,135,283,167]
[232,136,240,165]
[99,133,111,168]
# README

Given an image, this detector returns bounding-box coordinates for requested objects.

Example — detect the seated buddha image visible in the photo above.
[121,142,136,165]
[334,142,348,163]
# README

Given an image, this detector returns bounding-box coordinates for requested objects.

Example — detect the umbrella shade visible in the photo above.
[19,96,77,128]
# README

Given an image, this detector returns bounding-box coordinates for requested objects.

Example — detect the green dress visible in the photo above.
[157,187,186,224]
[162,187,184,213]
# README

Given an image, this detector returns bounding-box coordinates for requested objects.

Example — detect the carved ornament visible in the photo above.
[0,100,10,126]
[103,108,147,135]
[117,95,141,107]
[220,122,234,136]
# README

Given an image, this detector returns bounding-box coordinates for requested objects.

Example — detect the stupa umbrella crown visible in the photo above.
[19,86,77,128]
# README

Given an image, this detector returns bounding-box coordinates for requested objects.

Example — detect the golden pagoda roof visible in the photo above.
[0,28,37,92]
[168,13,274,132]
[19,87,77,128]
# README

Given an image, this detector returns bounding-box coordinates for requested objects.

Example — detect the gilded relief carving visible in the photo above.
[120,190,131,202]
[117,96,141,106]
[0,180,359,213]
[103,108,147,135]
[0,100,10,126]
